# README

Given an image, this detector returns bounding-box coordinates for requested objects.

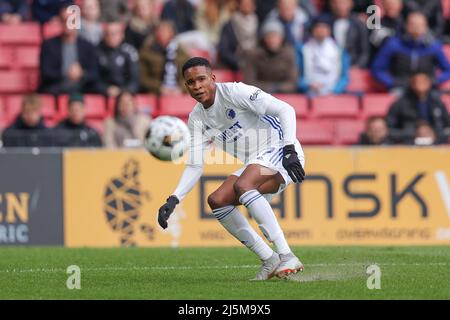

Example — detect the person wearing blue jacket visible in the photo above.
[296,18,350,95]
[372,11,450,93]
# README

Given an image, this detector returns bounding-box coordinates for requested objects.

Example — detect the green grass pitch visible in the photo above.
[0,246,449,299]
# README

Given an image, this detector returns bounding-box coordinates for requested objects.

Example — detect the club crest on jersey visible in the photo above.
[250,89,261,101]
[226,108,236,120]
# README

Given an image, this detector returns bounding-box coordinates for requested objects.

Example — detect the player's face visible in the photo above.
[184,66,216,107]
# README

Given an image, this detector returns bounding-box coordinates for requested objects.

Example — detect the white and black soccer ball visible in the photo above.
[144,116,190,161]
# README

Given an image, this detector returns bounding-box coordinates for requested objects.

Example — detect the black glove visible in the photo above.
[158,195,179,229]
[282,144,305,183]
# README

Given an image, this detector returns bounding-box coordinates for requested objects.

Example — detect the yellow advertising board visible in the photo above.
[64,147,450,247]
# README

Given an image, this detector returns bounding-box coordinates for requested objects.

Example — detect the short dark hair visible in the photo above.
[182,57,212,77]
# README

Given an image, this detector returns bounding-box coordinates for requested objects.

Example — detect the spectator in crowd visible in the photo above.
[53,93,102,147]
[195,0,231,47]
[32,0,73,24]
[78,0,103,46]
[372,12,450,93]
[296,18,350,95]
[39,4,100,95]
[1,94,52,147]
[97,21,140,97]
[369,0,404,59]
[410,120,441,145]
[386,72,450,143]
[217,0,258,71]
[256,0,317,24]
[125,0,158,50]
[264,0,311,47]
[99,0,129,22]
[139,20,190,95]
[319,0,370,68]
[242,19,297,94]
[402,0,444,37]
[357,116,392,145]
[160,0,195,33]
[0,0,29,23]
[104,90,151,148]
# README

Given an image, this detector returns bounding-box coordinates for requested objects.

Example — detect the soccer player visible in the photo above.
[157,57,306,280]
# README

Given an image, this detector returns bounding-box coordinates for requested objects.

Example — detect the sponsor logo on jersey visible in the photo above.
[250,89,262,101]
[226,108,236,120]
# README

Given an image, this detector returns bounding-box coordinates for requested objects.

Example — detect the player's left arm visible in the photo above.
[231,83,305,183]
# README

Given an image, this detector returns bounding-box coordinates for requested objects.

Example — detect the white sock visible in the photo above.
[239,190,292,255]
[212,205,274,260]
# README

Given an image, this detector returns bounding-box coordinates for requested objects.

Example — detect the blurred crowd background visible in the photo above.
[0,0,449,149]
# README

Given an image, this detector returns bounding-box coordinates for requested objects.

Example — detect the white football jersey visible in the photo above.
[187,82,300,165]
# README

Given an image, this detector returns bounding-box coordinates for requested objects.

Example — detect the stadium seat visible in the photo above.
[15,46,40,69]
[58,94,107,120]
[235,71,244,82]
[0,71,31,93]
[335,120,366,145]
[213,69,236,83]
[159,95,196,118]
[43,21,63,40]
[310,95,359,119]
[441,94,450,114]
[444,44,450,62]
[273,94,308,118]
[0,23,41,46]
[4,94,56,124]
[0,47,14,69]
[361,93,397,119]
[0,97,6,129]
[135,94,157,117]
[108,94,157,117]
[444,0,450,18]
[440,78,450,92]
[296,120,335,145]
[347,67,385,93]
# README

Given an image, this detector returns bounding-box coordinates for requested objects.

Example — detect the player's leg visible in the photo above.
[234,164,304,277]
[207,176,280,280]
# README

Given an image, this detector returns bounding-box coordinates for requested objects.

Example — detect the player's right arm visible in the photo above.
[157,115,209,229]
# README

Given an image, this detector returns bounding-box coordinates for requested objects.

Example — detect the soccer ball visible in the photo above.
[144,116,190,161]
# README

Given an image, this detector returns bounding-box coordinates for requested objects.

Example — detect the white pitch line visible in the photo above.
[0,262,448,274]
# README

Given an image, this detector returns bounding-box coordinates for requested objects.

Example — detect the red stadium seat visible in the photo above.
[159,95,196,119]
[443,45,450,62]
[361,93,397,119]
[0,71,31,93]
[213,69,236,83]
[43,21,63,40]
[107,94,157,117]
[0,47,14,69]
[440,80,450,92]
[296,120,335,145]
[444,0,450,19]
[273,94,309,118]
[347,67,385,93]
[441,94,450,114]
[0,97,6,128]
[335,120,366,145]
[135,94,157,117]
[15,46,40,69]
[4,94,56,123]
[58,94,107,120]
[310,95,359,119]
[0,23,41,46]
